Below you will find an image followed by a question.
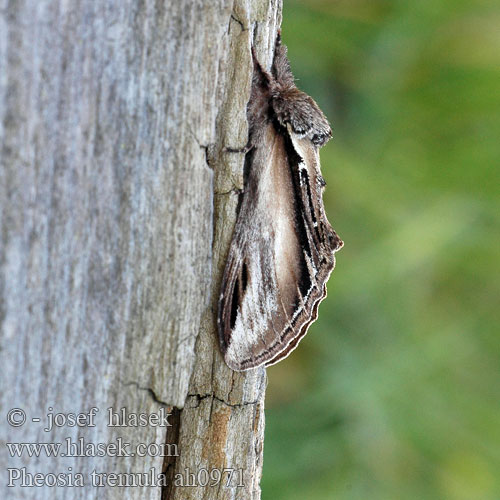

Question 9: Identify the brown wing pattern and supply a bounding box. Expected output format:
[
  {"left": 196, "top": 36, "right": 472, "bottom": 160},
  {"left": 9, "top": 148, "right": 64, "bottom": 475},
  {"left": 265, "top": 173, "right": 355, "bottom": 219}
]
[{"left": 218, "top": 35, "right": 343, "bottom": 371}]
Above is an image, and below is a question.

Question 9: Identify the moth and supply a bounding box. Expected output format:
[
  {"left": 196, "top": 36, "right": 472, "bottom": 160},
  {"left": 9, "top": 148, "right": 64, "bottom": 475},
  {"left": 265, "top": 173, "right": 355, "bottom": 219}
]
[{"left": 218, "top": 33, "right": 343, "bottom": 371}]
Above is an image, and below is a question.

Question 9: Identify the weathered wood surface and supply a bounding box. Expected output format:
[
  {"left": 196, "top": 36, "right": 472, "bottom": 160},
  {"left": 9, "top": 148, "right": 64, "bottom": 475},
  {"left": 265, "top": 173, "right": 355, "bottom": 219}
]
[{"left": 0, "top": 0, "right": 282, "bottom": 499}]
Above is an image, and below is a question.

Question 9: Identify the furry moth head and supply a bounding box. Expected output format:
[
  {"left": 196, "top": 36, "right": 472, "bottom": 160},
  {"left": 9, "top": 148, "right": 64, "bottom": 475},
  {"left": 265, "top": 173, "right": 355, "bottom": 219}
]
[{"left": 218, "top": 33, "right": 343, "bottom": 371}]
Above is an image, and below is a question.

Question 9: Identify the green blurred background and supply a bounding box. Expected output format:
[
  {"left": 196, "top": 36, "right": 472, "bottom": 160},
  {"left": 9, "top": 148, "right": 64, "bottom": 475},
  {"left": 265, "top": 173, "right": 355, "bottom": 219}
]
[{"left": 262, "top": 1, "right": 500, "bottom": 499}]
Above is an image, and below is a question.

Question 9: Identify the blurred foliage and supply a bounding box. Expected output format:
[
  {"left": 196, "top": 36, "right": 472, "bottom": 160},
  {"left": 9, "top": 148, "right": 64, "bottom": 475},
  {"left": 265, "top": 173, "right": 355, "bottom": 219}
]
[{"left": 262, "top": 0, "right": 500, "bottom": 499}]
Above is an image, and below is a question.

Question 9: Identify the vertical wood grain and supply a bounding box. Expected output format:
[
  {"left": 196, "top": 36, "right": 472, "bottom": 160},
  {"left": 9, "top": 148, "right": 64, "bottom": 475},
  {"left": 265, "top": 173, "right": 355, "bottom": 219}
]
[{"left": 0, "top": 1, "right": 281, "bottom": 499}]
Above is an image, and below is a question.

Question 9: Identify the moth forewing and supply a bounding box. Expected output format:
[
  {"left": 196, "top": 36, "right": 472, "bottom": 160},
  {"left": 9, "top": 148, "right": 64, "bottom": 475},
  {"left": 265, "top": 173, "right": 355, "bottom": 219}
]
[
  {"left": 286, "top": 128, "right": 343, "bottom": 253},
  {"left": 219, "top": 124, "right": 304, "bottom": 371},
  {"left": 218, "top": 34, "right": 343, "bottom": 371}
]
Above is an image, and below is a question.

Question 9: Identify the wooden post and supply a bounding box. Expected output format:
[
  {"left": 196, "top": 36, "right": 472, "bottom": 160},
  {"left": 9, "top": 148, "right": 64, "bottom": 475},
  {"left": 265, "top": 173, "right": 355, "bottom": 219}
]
[{"left": 0, "top": 1, "right": 282, "bottom": 499}]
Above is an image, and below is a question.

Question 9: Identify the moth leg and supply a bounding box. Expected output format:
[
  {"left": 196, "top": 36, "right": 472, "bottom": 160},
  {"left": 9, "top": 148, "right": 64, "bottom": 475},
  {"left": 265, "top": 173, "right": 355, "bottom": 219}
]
[{"left": 224, "top": 142, "right": 255, "bottom": 154}]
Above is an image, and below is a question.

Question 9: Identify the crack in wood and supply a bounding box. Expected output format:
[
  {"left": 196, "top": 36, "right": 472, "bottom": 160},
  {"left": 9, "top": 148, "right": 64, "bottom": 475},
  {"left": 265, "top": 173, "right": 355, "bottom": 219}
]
[
  {"left": 160, "top": 407, "right": 182, "bottom": 500},
  {"left": 187, "top": 392, "right": 259, "bottom": 408},
  {"left": 123, "top": 380, "right": 171, "bottom": 408}
]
